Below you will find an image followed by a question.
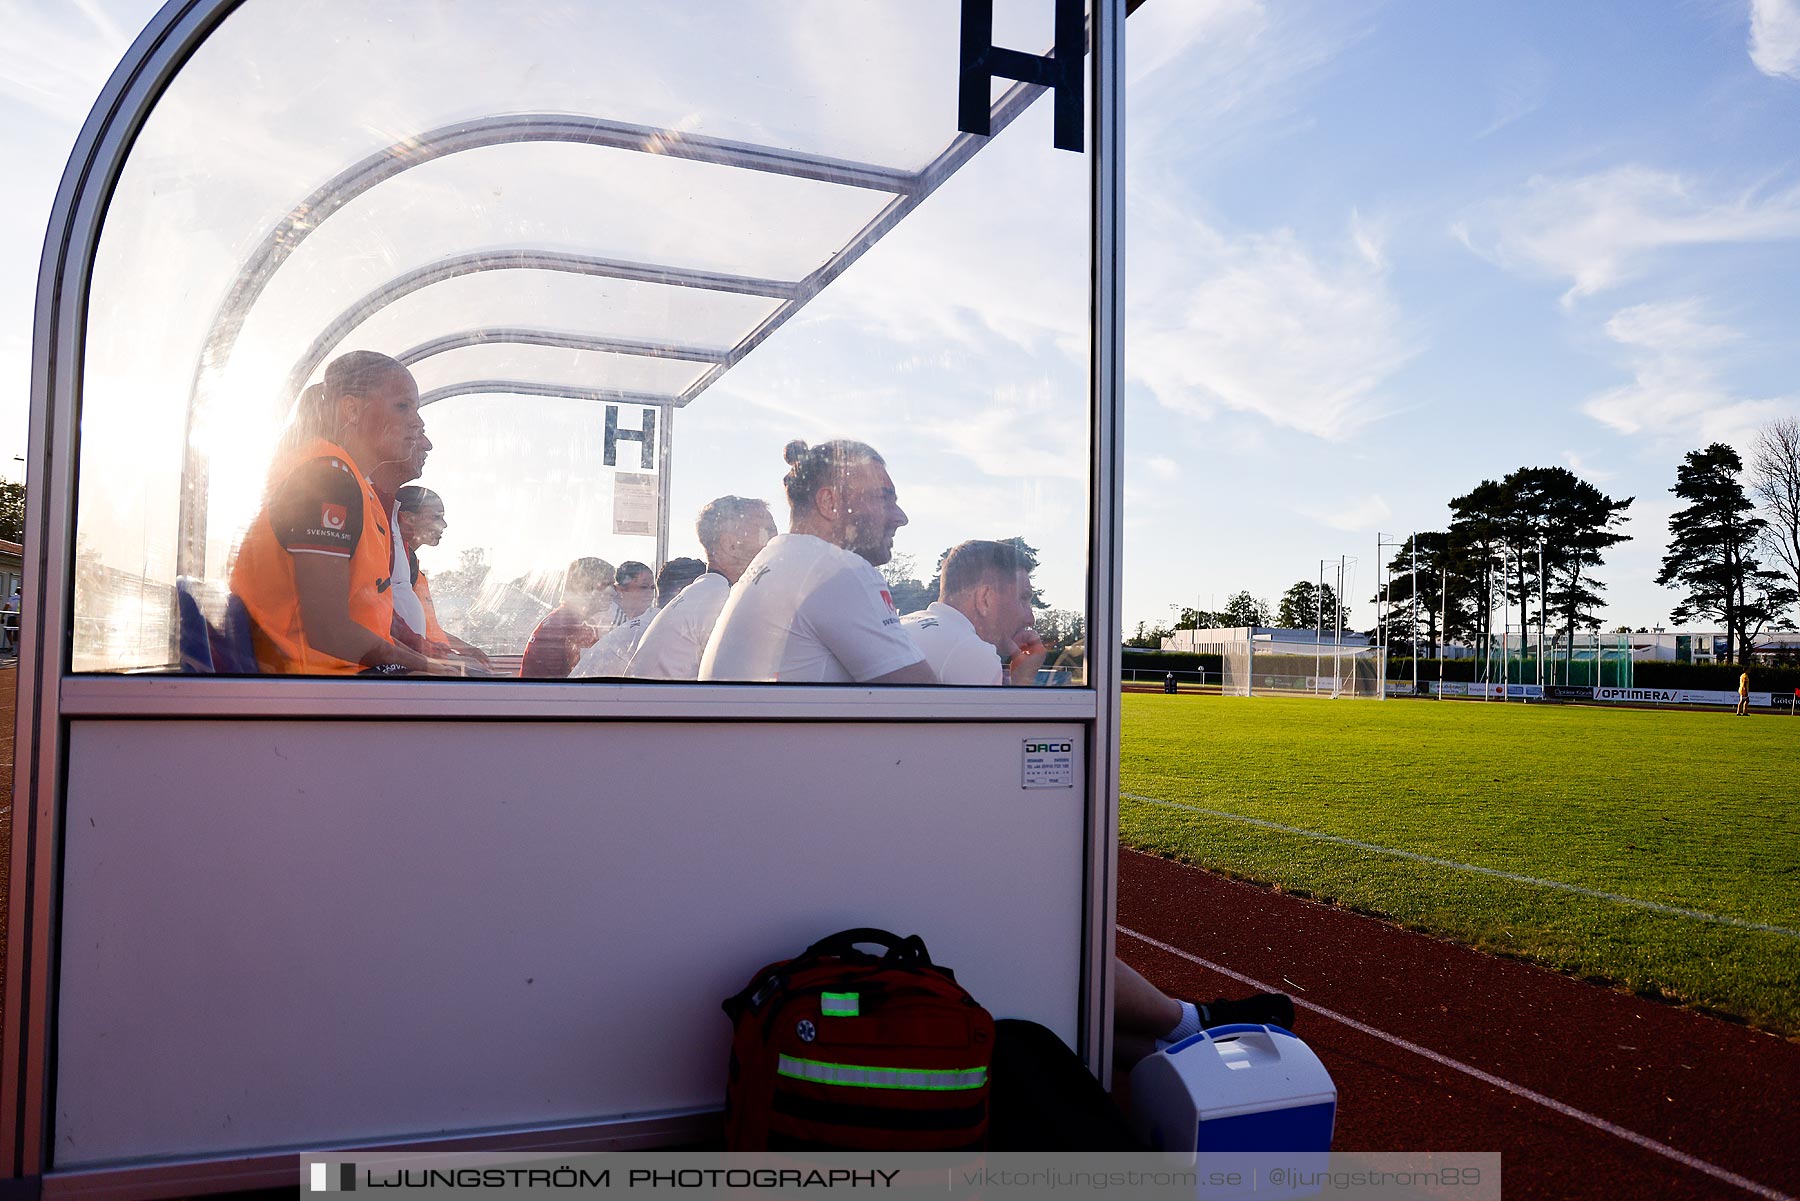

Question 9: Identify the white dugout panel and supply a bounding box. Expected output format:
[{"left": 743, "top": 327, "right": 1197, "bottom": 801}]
[{"left": 56, "top": 720, "right": 1086, "bottom": 1166}]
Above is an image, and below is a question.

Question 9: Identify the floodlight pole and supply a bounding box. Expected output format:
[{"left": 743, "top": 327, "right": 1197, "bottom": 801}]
[
  {"left": 1335, "top": 556, "right": 1345, "bottom": 697},
  {"left": 1315, "top": 559, "right": 1324, "bottom": 696},
  {"left": 1376, "top": 532, "right": 1385, "bottom": 701},
  {"left": 1440, "top": 568, "right": 1449, "bottom": 700},
  {"left": 1483, "top": 563, "right": 1493, "bottom": 700},
  {"left": 1412, "top": 533, "right": 1420, "bottom": 699},
  {"left": 1533, "top": 540, "right": 1548, "bottom": 691},
  {"left": 1501, "top": 546, "right": 1509, "bottom": 702},
  {"left": 1506, "top": 545, "right": 1515, "bottom": 702}
]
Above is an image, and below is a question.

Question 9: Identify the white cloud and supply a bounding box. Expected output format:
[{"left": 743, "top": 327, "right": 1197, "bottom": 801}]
[
  {"left": 1117, "top": 2, "right": 1409, "bottom": 440},
  {"left": 1476, "top": 49, "right": 1552, "bottom": 139},
  {"left": 1559, "top": 450, "right": 1617, "bottom": 484},
  {"left": 0, "top": 0, "right": 135, "bottom": 123},
  {"left": 1127, "top": 0, "right": 1375, "bottom": 175},
  {"left": 1297, "top": 491, "right": 1390, "bottom": 533},
  {"left": 1750, "top": 0, "right": 1800, "bottom": 78},
  {"left": 1582, "top": 299, "right": 1790, "bottom": 446},
  {"left": 1455, "top": 166, "right": 1800, "bottom": 303},
  {"left": 1145, "top": 455, "right": 1180, "bottom": 481},
  {"left": 1128, "top": 210, "right": 1415, "bottom": 440}
]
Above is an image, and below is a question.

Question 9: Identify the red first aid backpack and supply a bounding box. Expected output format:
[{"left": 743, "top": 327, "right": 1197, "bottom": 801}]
[{"left": 721, "top": 928, "right": 994, "bottom": 1152}]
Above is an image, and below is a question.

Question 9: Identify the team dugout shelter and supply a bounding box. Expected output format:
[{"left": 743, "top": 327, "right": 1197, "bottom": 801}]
[{"left": 6, "top": 1, "right": 1130, "bottom": 1194}]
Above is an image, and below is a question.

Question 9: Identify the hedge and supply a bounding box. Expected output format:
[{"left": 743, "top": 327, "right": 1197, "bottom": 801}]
[{"left": 1118, "top": 647, "right": 1800, "bottom": 693}]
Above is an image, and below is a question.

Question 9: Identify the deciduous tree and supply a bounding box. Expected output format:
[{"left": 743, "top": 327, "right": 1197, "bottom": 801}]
[
  {"left": 1276, "top": 580, "right": 1347, "bottom": 632},
  {"left": 1219, "top": 590, "right": 1270, "bottom": 627},
  {"left": 1657, "top": 444, "right": 1794, "bottom": 662},
  {"left": 0, "top": 479, "right": 23, "bottom": 544},
  {"left": 1750, "top": 417, "right": 1800, "bottom": 611},
  {"left": 878, "top": 553, "right": 935, "bottom": 615}
]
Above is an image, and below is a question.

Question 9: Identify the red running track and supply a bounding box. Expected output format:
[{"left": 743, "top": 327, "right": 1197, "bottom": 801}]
[{"left": 1116, "top": 849, "right": 1800, "bottom": 1201}]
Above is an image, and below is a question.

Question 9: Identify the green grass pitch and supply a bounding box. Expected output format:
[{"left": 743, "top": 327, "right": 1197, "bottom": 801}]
[{"left": 1119, "top": 693, "right": 1800, "bottom": 1036}]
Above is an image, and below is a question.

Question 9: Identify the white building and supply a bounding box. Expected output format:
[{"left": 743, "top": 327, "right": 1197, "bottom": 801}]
[
  {"left": 1622, "top": 628, "right": 1800, "bottom": 664},
  {"left": 1161, "top": 625, "right": 1370, "bottom": 653}
]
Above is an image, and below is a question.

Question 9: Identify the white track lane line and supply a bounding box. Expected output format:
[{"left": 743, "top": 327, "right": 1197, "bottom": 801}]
[
  {"left": 1122, "top": 793, "right": 1800, "bottom": 939},
  {"left": 1119, "top": 926, "right": 1796, "bottom": 1201}
]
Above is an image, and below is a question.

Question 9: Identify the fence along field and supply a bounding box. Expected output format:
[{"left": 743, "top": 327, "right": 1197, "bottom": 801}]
[{"left": 1119, "top": 692, "right": 1800, "bottom": 1036}]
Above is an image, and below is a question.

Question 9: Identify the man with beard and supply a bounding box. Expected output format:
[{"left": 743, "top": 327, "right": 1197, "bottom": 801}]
[{"left": 700, "top": 440, "right": 932, "bottom": 684}]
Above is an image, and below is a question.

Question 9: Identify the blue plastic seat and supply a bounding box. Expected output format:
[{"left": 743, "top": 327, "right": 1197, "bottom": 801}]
[
  {"left": 211, "top": 592, "right": 259, "bottom": 674},
  {"left": 174, "top": 577, "right": 214, "bottom": 674},
  {"left": 175, "top": 578, "right": 259, "bottom": 674}
]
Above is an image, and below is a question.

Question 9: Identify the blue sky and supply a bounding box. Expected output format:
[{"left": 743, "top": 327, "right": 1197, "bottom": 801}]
[{"left": 4, "top": 0, "right": 1798, "bottom": 639}]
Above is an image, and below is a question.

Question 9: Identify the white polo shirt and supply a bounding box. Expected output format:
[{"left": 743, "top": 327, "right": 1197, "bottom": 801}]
[
  {"left": 901, "top": 601, "right": 1003, "bottom": 685},
  {"left": 628, "top": 572, "right": 729, "bottom": 680},
  {"left": 388, "top": 501, "right": 427, "bottom": 639},
  {"left": 699, "top": 533, "right": 923, "bottom": 683},
  {"left": 571, "top": 606, "right": 657, "bottom": 678}
]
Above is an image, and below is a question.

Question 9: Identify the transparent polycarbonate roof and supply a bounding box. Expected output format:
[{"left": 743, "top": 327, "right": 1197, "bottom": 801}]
[{"left": 74, "top": 0, "right": 1097, "bottom": 671}]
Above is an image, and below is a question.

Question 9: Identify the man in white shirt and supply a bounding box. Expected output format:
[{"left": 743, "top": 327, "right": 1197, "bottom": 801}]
[
  {"left": 700, "top": 439, "right": 934, "bottom": 684},
  {"left": 902, "top": 539, "right": 1048, "bottom": 686},
  {"left": 573, "top": 557, "right": 705, "bottom": 677},
  {"left": 628, "top": 496, "right": 777, "bottom": 680}
]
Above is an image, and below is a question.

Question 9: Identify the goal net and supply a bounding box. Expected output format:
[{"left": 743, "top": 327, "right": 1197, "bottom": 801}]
[{"left": 1193, "top": 635, "right": 1378, "bottom": 697}]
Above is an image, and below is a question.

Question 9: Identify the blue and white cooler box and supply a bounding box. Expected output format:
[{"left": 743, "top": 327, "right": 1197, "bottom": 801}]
[{"left": 1131, "top": 1024, "right": 1335, "bottom": 1188}]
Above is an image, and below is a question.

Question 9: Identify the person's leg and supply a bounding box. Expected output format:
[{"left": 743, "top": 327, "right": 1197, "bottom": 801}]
[
  {"left": 1115, "top": 959, "right": 1182, "bottom": 1039},
  {"left": 1112, "top": 959, "right": 1296, "bottom": 1069},
  {"left": 1115, "top": 960, "right": 1180, "bottom": 1068}
]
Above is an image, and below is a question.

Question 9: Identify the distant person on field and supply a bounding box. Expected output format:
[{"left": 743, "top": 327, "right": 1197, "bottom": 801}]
[
  {"left": 1738, "top": 668, "right": 1750, "bottom": 716},
  {"left": 394, "top": 486, "right": 491, "bottom": 670},
  {"left": 519, "top": 557, "right": 615, "bottom": 678},
  {"left": 901, "top": 539, "right": 1047, "bottom": 685},
  {"left": 629, "top": 496, "right": 777, "bottom": 680},
  {"left": 230, "top": 352, "right": 448, "bottom": 675},
  {"left": 2, "top": 585, "right": 18, "bottom": 654},
  {"left": 573, "top": 557, "right": 706, "bottom": 678},
  {"left": 699, "top": 439, "right": 933, "bottom": 683}
]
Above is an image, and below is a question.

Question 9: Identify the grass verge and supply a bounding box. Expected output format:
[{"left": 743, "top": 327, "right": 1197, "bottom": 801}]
[{"left": 1120, "top": 693, "right": 1800, "bottom": 1035}]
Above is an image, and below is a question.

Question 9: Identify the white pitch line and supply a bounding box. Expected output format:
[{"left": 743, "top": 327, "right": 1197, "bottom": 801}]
[
  {"left": 1122, "top": 793, "right": 1800, "bottom": 939},
  {"left": 1118, "top": 926, "right": 1796, "bottom": 1201}
]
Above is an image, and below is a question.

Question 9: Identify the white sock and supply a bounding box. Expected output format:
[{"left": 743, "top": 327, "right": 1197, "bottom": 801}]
[{"left": 1155, "top": 1000, "right": 1202, "bottom": 1049}]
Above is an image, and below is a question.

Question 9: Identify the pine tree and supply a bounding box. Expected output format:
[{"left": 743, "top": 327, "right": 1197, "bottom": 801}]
[
  {"left": 1451, "top": 468, "right": 1631, "bottom": 655},
  {"left": 1657, "top": 444, "right": 1792, "bottom": 663}
]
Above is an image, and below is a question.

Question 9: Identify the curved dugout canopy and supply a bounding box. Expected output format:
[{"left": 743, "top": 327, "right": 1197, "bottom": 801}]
[{"left": 59, "top": 0, "right": 1108, "bottom": 672}]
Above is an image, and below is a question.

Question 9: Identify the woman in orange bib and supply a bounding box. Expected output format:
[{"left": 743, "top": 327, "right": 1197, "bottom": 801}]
[{"left": 231, "top": 352, "right": 443, "bottom": 675}]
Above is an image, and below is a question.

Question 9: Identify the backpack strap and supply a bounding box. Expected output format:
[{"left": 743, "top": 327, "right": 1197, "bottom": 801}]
[
  {"left": 802, "top": 928, "right": 931, "bottom": 967},
  {"left": 722, "top": 930, "right": 937, "bottom": 1022}
]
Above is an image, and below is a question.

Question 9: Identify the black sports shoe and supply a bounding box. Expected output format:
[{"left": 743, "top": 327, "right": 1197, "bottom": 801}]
[{"left": 1198, "top": 992, "right": 1295, "bottom": 1031}]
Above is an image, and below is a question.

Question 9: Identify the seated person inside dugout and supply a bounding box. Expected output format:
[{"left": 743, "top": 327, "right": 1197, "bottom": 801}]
[
  {"left": 699, "top": 439, "right": 934, "bottom": 684},
  {"left": 572, "top": 556, "right": 706, "bottom": 678},
  {"left": 519, "top": 556, "right": 616, "bottom": 679},
  {"left": 901, "top": 539, "right": 1049, "bottom": 686},
  {"left": 609, "top": 560, "right": 656, "bottom": 629},
  {"left": 394, "top": 485, "right": 491, "bottom": 671},
  {"left": 628, "top": 495, "right": 778, "bottom": 681},
  {"left": 230, "top": 351, "right": 463, "bottom": 676}
]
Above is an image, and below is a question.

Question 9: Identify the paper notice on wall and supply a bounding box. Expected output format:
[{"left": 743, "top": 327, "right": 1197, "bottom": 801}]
[{"left": 613, "top": 473, "right": 658, "bottom": 537}]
